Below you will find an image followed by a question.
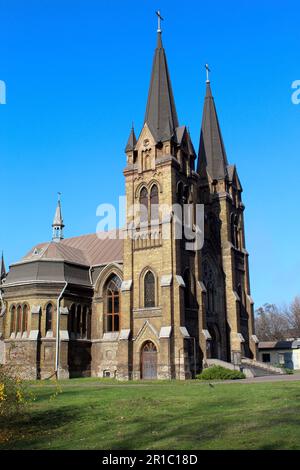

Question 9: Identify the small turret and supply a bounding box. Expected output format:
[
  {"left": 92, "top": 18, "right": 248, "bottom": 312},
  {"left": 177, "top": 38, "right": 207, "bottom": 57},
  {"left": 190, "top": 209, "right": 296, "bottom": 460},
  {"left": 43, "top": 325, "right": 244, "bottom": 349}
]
[
  {"left": 52, "top": 193, "right": 65, "bottom": 242},
  {"left": 0, "top": 251, "right": 6, "bottom": 282}
]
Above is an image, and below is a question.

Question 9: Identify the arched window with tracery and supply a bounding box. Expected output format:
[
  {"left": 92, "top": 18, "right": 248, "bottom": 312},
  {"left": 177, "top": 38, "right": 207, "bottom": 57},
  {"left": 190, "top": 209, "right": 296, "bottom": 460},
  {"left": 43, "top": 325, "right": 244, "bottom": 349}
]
[
  {"left": 16, "top": 305, "right": 22, "bottom": 333},
  {"left": 139, "top": 187, "right": 148, "bottom": 225},
  {"left": 10, "top": 305, "right": 16, "bottom": 334},
  {"left": 150, "top": 185, "right": 159, "bottom": 223},
  {"left": 82, "top": 306, "right": 88, "bottom": 338},
  {"left": 105, "top": 275, "right": 121, "bottom": 332},
  {"left": 46, "top": 303, "right": 53, "bottom": 333},
  {"left": 177, "top": 182, "right": 184, "bottom": 205},
  {"left": 76, "top": 305, "right": 82, "bottom": 335},
  {"left": 144, "top": 271, "right": 155, "bottom": 308},
  {"left": 231, "top": 214, "right": 240, "bottom": 249},
  {"left": 69, "top": 304, "right": 76, "bottom": 335},
  {"left": 183, "top": 270, "right": 191, "bottom": 308},
  {"left": 22, "top": 304, "right": 29, "bottom": 334}
]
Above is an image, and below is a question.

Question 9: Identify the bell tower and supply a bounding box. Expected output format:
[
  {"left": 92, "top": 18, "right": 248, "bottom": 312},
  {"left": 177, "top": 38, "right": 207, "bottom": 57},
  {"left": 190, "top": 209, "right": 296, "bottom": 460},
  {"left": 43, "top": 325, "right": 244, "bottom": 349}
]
[
  {"left": 120, "top": 16, "right": 200, "bottom": 380},
  {"left": 197, "top": 75, "right": 257, "bottom": 363}
]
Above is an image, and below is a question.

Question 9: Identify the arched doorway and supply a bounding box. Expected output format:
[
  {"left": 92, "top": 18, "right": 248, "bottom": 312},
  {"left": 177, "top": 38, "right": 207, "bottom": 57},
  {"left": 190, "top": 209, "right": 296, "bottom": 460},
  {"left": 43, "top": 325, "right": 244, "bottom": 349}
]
[
  {"left": 208, "top": 325, "right": 222, "bottom": 359},
  {"left": 141, "top": 341, "right": 157, "bottom": 379}
]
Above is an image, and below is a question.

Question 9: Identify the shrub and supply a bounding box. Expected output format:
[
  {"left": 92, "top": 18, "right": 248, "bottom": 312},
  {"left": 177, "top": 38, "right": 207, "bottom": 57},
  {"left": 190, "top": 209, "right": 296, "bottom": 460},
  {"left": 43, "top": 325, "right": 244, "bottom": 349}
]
[
  {"left": 196, "top": 365, "right": 246, "bottom": 381},
  {"left": 0, "top": 365, "right": 33, "bottom": 419},
  {"left": 284, "top": 368, "right": 294, "bottom": 375}
]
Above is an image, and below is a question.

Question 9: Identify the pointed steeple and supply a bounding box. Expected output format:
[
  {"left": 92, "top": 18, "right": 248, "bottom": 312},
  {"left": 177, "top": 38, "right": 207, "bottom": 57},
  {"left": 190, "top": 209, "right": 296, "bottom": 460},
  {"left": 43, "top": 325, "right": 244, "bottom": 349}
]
[
  {"left": 52, "top": 193, "right": 65, "bottom": 242},
  {"left": 1, "top": 252, "right": 6, "bottom": 282},
  {"left": 197, "top": 78, "right": 228, "bottom": 180},
  {"left": 125, "top": 125, "right": 137, "bottom": 152},
  {"left": 144, "top": 20, "right": 179, "bottom": 143}
]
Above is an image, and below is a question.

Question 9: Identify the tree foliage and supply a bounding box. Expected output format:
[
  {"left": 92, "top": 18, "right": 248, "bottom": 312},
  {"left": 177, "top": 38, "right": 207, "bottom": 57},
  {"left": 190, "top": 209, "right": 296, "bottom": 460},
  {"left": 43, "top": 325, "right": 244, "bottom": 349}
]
[{"left": 255, "top": 296, "right": 300, "bottom": 341}]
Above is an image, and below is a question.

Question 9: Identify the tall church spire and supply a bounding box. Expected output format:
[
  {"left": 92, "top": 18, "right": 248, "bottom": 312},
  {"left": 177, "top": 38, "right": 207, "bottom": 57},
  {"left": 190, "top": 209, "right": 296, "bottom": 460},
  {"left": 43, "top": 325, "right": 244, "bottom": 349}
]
[
  {"left": 1, "top": 252, "right": 6, "bottom": 282},
  {"left": 52, "top": 193, "right": 64, "bottom": 242},
  {"left": 197, "top": 75, "right": 228, "bottom": 180},
  {"left": 144, "top": 13, "right": 179, "bottom": 142}
]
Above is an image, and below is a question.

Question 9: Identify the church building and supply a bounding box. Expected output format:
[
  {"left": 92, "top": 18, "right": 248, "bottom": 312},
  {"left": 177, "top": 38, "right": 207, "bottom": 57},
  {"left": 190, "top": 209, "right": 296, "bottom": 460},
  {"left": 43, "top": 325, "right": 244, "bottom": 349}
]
[{"left": 0, "top": 21, "right": 258, "bottom": 380}]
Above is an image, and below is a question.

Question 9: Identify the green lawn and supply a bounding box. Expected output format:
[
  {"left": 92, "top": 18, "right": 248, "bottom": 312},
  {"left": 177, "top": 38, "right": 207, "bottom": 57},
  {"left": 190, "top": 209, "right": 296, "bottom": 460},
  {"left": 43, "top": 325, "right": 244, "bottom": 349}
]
[{"left": 1, "top": 379, "right": 300, "bottom": 450}]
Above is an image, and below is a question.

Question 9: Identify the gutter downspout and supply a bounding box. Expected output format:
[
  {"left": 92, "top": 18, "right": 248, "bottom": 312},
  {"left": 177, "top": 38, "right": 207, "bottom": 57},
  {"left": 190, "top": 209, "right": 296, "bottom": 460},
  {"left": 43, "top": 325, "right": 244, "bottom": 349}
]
[
  {"left": 0, "top": 287, "right": 4, "bottom": 316},
  {"left": 55, "top": 282, "right": 68, "bottom": 380}
]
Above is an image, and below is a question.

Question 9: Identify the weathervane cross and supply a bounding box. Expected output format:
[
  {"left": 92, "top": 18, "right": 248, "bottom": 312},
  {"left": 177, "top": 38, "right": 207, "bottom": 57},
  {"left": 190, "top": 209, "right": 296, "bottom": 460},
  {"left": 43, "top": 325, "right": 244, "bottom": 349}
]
[
  {"left": 58, "top": 192, "right": 62, "bottom": 202},
  {"left": 205, "top": 64, "right": 211, "bottom": 83},
  {"left": 156, "top": 10, "right": 164, "bottom": 33}
]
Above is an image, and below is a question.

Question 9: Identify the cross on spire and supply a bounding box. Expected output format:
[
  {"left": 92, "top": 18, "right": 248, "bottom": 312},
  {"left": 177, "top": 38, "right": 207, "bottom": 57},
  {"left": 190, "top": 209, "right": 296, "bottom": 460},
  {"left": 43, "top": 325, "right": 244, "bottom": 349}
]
[
  {"left": 205, "top": 64, "right": 211, "bottom": 83},
  {"left": 156, "top": 10, "right": 164, "bottom": 33}
]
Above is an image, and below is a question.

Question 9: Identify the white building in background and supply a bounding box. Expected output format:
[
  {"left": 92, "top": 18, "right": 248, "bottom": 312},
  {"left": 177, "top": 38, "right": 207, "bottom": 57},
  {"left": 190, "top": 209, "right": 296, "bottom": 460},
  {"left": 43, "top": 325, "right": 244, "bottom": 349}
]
[{"left": 258, "top": 340, "right": 300, "bottom": 370}]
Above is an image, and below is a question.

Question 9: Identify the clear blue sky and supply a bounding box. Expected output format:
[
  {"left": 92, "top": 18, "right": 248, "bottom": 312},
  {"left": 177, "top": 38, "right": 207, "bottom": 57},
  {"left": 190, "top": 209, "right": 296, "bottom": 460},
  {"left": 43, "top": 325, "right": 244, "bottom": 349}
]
[{"left": 0, "top": 0, "right": 299, "bottom": 308}]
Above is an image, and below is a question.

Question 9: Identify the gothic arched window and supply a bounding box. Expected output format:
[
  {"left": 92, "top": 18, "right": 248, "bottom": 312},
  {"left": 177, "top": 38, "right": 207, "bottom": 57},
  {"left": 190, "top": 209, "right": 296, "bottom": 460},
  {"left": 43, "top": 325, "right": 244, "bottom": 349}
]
[
  {"left": 106, "top": 275, "right": 121, "bottom": 332},
  {"left": 144, "top": 271, "right": 155, "bottom": 308},
  {"left": 231, "top": 213, "right": 240, "bottom": 249},
  {"left": 177, "top": 182, "right": 184, "bottom": 205},
  {"left": 183, "top": 270, "right": 191, "bottom": 308},
  {"left": 22, "top": 304, "right": 29, "bottom": 334},
  {"left": 82, "top": 306, "right": 88, "bottom": 338},
  {"left": 69, "top": 304, "right": 76, "bottom": 334},
  {"left": 150, "top": 185, "right": 159, "bottom": 223},
  {"left": 10, "top": 305, "right": 16, "bottom": 334},
  {"left": 76, "top": 305, "right": 82, "bottom": 335},
  {"left": 140, "top": 187, "right": 148, "bottom": 225},
  {"left": 46, "top": 303, "right": 53, "bottom": 332},
  {"left": 16, "top": 305, "right": 22, "bottom": 333}
]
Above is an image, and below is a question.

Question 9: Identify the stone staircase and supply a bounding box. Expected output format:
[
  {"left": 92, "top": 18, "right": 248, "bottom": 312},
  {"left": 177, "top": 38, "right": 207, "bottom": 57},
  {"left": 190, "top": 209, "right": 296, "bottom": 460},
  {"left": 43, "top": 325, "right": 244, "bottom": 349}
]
[
  {"left": 241, "top": 358, "right": 284, "bottom": 377},
  {"left": 205, "top": 357, "right": 284, "bottom": 378}
]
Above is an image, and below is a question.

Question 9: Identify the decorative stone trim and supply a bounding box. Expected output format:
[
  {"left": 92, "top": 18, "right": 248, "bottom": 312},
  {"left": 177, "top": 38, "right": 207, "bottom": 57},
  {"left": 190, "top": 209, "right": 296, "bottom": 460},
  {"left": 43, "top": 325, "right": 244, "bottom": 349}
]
[
  {"left": 134, "top": 320, "right": 159, "bottom": 342},
  {"left": 202, "top": 329, "right": 212, "bottom": 340},
  {"left": 31, "top": 305, "right": 41, "bottom": 314},
  {"left": 121, "top": 280, "right": 132, "bottom": 292},
  {"left": 46, "top": 330, "right": 53, "bottom": 338},
  {"left": 160, "top": 275, "right": 172, "bottom": 287},
  {"left": 179, "top": 326, "right": 190, "bottom": 338},
  {"left": 251, "top": 334, "right": 259, "bottom": 344},
  {"left": 29, "top": 330, "right": 39, "bottom": 340},
  {"left": 159, "top": 326, "right": 172, "bottom": 338},
  {"left": 236, "top": 333, "right": 245, "bottom": 343},
  {"left": 102, "top": 332, "right": 119, "bottom": 342},
  {"left": 133, "top": 307, "right": 162, "bottom": 318},
  {"left": 197, "top": 281, "right": 207, "bottom": 292},
  {"left": 232, "top": 290, "right": 240, "bottom": 301},
  {"left": 176, "top": 275, "right": 185, "bottom": 288},
  {"left": 60, "top": 330, "right": 69, "bottom": 341},
  {"left": 60, "top": 307, "right": 69, "bottom": 315},
  {"left": 119, "top": 329, "right": 131, "bottom": 340},
  {"left": 247, "top": 295, "right": 254, "bottom": 305}
]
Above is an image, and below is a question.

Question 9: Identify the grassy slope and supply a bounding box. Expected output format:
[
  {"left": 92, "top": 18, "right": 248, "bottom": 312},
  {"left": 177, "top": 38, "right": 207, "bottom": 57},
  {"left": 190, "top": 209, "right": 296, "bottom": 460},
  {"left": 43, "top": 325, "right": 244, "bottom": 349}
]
[{"left": 1, "top": 379, "right": 300, "bottom": 450}]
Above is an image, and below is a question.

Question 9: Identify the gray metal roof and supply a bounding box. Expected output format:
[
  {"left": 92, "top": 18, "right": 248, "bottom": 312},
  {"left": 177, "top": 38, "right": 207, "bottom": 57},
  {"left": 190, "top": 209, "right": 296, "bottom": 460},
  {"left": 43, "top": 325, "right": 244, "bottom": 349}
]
[
  {"left": 4, "top": 231, "right": 124, "bottom": 287},
  {"left": 258, "top": 340, "right": 300, "bottom": 350},
  {"left": 144, "top": 32, "right": 179, "bottom": 142},
  {"left": 197, "top": 82, "right": 228, "bottom": 180},
  {"left": 19, "top": 231, "right": 123, "bottom": 267}
]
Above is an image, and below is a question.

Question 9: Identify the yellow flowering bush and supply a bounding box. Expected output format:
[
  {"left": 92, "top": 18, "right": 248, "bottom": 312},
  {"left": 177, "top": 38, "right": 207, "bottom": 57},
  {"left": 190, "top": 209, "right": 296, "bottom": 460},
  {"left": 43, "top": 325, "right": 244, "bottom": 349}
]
[{"left": 0, "top": 365, "right": 32, "bottom": 418}]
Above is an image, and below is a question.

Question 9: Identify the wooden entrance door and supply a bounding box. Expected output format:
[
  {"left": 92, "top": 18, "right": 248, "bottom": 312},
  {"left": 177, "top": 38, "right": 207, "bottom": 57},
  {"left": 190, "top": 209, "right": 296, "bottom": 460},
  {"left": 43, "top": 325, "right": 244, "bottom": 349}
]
[{"left": 141, "top": 342, "right": 157, "bottom": 379}]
